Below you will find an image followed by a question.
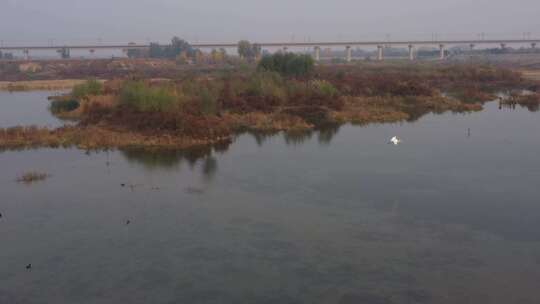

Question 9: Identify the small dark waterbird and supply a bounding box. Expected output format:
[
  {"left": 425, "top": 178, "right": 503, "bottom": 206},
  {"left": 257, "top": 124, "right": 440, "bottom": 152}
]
[
  {"left": 126, "top": 220, "right": 131, "bottom": 225},
  {"left": 26, "top": 264, "right": 32, "bottom": 270}
]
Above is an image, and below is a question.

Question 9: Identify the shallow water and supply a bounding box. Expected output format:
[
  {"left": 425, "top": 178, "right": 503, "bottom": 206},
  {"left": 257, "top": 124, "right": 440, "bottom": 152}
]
[
  {"left": 0, "top": 91, "right": 66, "bottom": 128},
  {"left": 1, "top": 93, "right": 540, "bottom": 304}
]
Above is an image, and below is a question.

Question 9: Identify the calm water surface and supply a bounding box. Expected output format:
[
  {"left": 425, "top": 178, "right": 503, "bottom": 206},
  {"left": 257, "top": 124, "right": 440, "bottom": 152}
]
[
  {"left": 1, "top": 92, "right": 540, "bottom": 304},
  {"left": 0, "top": 91, "right": 66, "bottom": 128}
]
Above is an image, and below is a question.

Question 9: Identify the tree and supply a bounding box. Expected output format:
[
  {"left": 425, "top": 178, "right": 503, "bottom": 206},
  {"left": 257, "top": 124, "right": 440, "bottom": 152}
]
[
  {"left": 176, "top": 52, "right": 189, "bottom": 64},
  {"left": 169, "top": 36, "right": 196, "bottom": 58},
  {"left": 209, "top": 48, "right": 227, "bottom": 64},
  {"left": 148, "top": 37, "right": 197, "bottom": 59},
  {"left": 149, "top": 43, "right": 164, "bottom": 58},
  {"left": 252, "top": 43, "right": 262, "bottom": 59},
  {"left": 237, "top": 40, "right": 251, "bottom": 59},
  {"left": 127, "top": 48, "right": 144, "bottom": 58},
  {"left": 237, "top": 40, "right": 261, "bottom": 61}
]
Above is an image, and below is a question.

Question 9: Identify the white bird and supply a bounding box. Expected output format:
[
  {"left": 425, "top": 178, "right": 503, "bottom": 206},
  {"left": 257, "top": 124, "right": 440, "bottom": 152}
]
[{"left": 389, "top": 136, "right": 402, "bottom": 145}]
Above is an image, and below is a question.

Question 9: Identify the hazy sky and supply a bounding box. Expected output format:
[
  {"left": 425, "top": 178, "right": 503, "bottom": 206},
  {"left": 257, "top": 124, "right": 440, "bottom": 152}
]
[{"left": 2, "top": 0, "right": 539, "bottom": 45}]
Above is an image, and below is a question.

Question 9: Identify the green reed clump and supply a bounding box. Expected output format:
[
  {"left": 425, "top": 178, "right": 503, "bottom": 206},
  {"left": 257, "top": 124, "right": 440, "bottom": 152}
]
[
  {"left": 309, "top": 80, "right": 340, "bottom": 99},
  {"left": 178, "top": 79, "right": 222, "bottom": 115},
  {"left": 119, "top": 81, "right": 177, "bottom": 112},
  {"left": 72, "top": 79, "right": 102, "bottom": 100},
  {"left": 258, "top": 53, "right": 314, "bottom": 77},
  {"left": 246, "top": 71, "right": 287, "bottom": 102},
  {"left": 199, "top": 87, "right": 219, "bottom": 115}
]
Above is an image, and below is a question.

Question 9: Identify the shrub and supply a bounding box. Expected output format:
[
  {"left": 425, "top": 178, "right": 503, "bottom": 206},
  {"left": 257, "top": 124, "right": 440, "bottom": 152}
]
[
  {"left": 72, "top": 79, "right": 103, "bottom": 100},
  {"left": 119, "top": 81, "right": 177, "bottom": 112},
  {"left": 258, "top": 53, "right": 314, "bottom": 77},
  {"left": 50, "top": 99, "right": 80, "bottom": 114},
  {"left": 246, "top": 72, "right": 286, "bottom": 101},
  {"left": 310, "top": 80, "right": 340, "bottom": 99},
  {"left": 177, "top": 80, "right": 222, "bottom": 115},
  {"left": 199, "top": 87, "right": 219, "bottom": 115}
]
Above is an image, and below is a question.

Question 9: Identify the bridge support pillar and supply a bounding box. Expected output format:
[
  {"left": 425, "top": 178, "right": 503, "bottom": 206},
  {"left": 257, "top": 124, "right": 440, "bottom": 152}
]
[
  {"left": 470, "top": 44, "right": 475, "bottom": 50},
  {"left": 439, "top": 44, "right": 445, "bottom": 60},
  {"left": 377, "top": 45, "right": 384, "bottom": 61},
  {"left": 532, "top": 43, "right": 537, "bottom": 49},
  {"left": 60, "top": 48, "right": 71, "bottom": 59},
  {"left": 314, "top": 46, "right": 320, "bottom": 61},
  {"left": 346, "top": 46, "right": 352, "bottom": 62},
  {"left": 500, "top": 43, "right": 506, "bottom": 49},
  {"left": 283, "top": 46, "right": 288, "bottom": 53},
  {"left": 408, "top": 45, "right": 415, "bottom": 61}
]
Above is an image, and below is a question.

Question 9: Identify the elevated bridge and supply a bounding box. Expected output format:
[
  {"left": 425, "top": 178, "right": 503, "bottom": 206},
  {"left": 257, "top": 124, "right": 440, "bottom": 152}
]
[{"left": 1, "top": 39, "right": 538, "bottom": 62}]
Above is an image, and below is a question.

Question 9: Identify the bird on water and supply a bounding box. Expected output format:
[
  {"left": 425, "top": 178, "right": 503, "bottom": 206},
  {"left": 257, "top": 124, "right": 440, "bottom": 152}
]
[
  {"left": 390, "top": 136, "right": 402, "bottom": 145},
  {"left": 26, "top": 264, "right": 32, "bottom": 270}
]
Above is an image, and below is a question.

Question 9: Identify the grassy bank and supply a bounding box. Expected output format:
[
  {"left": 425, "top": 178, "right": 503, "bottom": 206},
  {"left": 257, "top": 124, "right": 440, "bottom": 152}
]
[{"left": 1, "top": 63, "right": 538, "bottom": 150}]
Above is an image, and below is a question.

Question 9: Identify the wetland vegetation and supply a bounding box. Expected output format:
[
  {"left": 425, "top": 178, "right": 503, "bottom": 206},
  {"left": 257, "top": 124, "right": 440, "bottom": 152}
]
[{"left": 0, "top": 60, "right": 539, "bottom": 151}]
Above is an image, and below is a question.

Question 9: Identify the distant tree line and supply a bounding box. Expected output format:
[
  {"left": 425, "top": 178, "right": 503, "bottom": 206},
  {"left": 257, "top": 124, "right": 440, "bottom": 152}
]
[
  {"left": 128, "top": 37, "right": 198, "bottom": 60},
  {"left": 237, "top": 40, "right": 261, "bottom": 61}
]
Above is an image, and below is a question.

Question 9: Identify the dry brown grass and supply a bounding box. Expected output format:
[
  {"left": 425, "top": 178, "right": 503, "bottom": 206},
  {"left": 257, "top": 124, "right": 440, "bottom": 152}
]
[
  {"left": 332, "top": 95, "right": 482, "bottom": 125},
  {"left": 0, "top": 126, "right": 232, "bottom": 150},
  {"left": 520, "top": 70, "right": 540, "bottom": 81},
  {"left": 223, "top": 112, "right": 313, "bottom": 132},
  {"left": 0, "top": 80, "right": 96, "bottom": 91}
]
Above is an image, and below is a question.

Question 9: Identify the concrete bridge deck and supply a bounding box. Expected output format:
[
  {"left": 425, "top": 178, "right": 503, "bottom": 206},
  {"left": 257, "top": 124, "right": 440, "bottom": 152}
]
[
  {"left": 1, "top": 39, "right": 539, "bottom": 51},
  {"left": 1, "top": 39, "right": 538, "bottom": 62}
]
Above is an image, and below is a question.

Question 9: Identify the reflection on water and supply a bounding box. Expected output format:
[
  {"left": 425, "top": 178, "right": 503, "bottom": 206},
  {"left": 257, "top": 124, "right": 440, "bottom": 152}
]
[
  {"left": 2, "top": 94, "right": 540, "bottom": 303},
  {"left": 119, "top": 126, "right": 342, "bottom": 173},
  {"left": 121, "top": 147, "right": 221, "bottom": 182},
  {"left": 499, "top": 100, "right": 540, "bottom": 112},
  {"left": 246, "top": 124, "right": 342, "bottom": 149},
  {"left": 317, "top": 123, "right": 342, "bottom": 145}
]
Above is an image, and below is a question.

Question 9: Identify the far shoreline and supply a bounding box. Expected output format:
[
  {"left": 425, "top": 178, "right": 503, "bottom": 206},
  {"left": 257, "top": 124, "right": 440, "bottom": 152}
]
[{"left": 0, "top": 79, "right": 103, "bottom": 92}]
